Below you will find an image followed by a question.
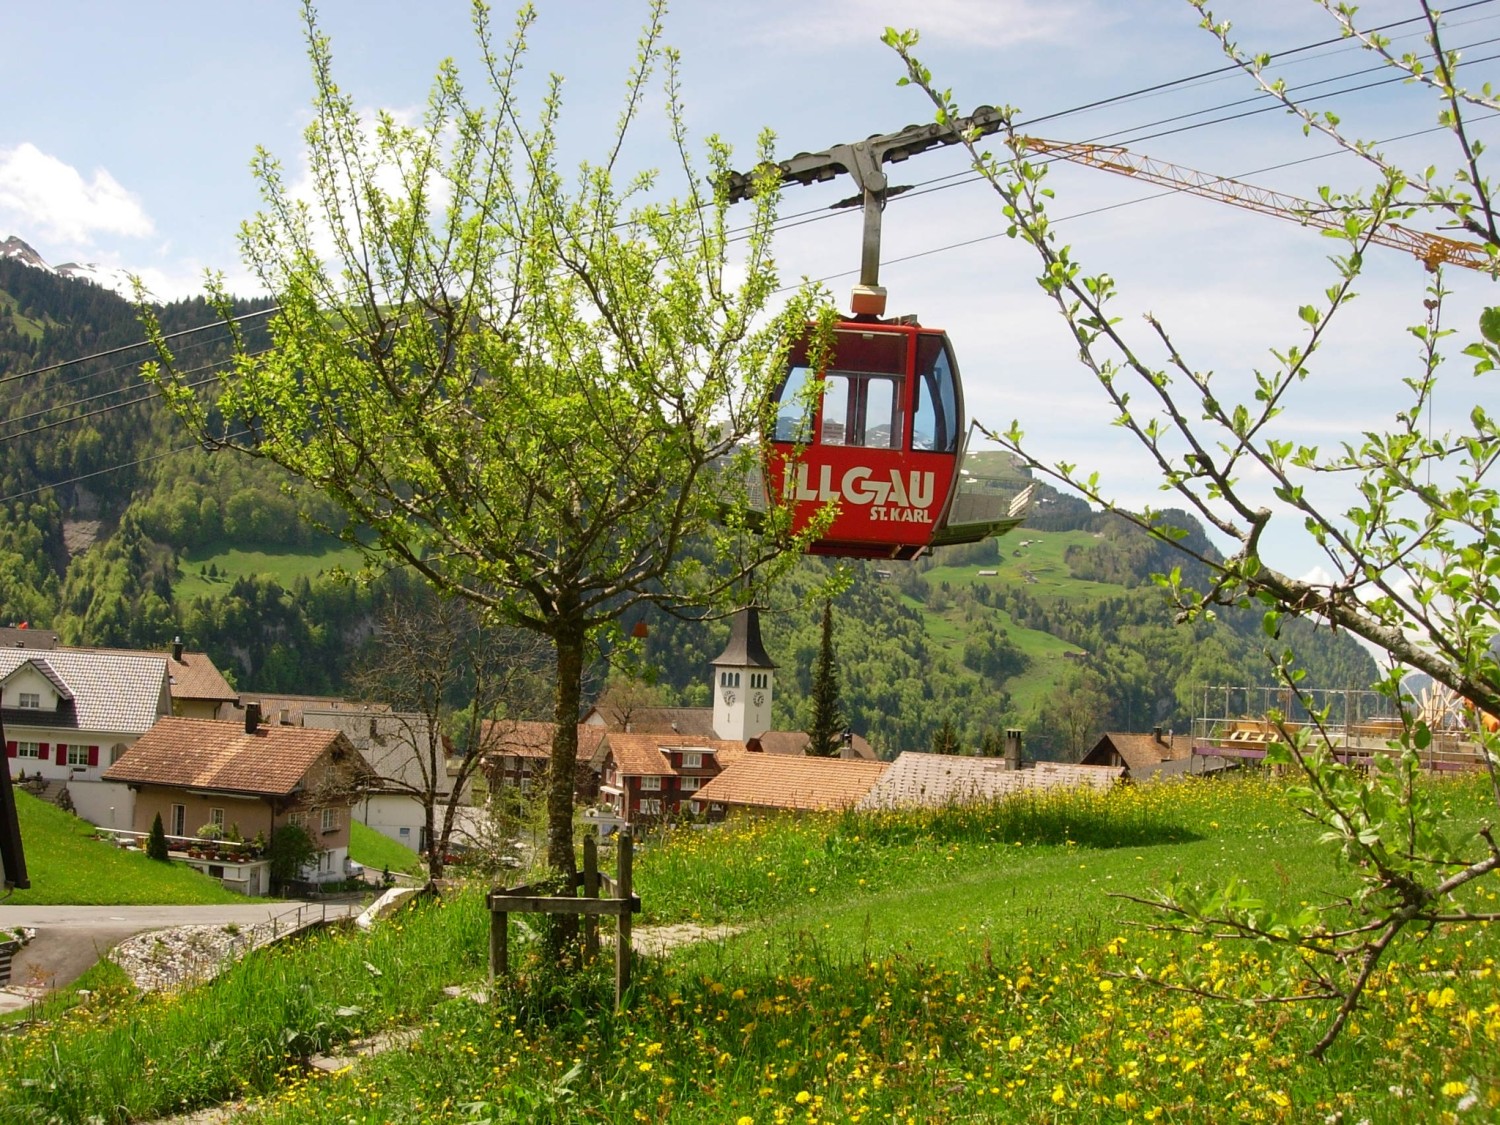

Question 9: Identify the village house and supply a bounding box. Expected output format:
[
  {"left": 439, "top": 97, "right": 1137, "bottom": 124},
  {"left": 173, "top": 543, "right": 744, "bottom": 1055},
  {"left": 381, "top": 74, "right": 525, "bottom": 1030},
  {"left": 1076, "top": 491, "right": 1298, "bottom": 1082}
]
[
  {"left": 103, "top": 710, "right": 372, "bottom": 894},
  {"left": 1, "top": 648, "right": 173, "bottom": 829},
  {"left": 0, "top": 630, "right": 237, "bottom": 721},
  {"left": 594, "top": 732, "right": 750, "bottom": 824},
  {"left": 482, "top": 720, "right": 605, "bottom": 800},
  {"left": 1079, "top": 727, "right": 1233, "bottom": 781}
]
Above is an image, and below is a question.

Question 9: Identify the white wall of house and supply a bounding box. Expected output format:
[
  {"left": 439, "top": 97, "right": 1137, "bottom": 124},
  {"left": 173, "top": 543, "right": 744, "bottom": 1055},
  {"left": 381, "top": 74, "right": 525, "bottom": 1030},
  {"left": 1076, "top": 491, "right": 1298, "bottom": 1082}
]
[
  {"left": 64, "top": 780, "right": 135, "bottom": 829},
  {"left": 355, "top": 792, "right": 428, "bottom": 852},
  {"left": 5, "top": 725, "right": 143, "bottom": 785}
]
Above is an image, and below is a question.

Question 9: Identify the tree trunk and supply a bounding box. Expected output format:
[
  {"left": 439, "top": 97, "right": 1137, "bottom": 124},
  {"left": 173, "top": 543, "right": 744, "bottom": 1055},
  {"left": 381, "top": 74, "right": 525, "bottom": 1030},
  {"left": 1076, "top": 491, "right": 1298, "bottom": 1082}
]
[{"left": 548, "top": 616, "right": 585, "bottom": 878}]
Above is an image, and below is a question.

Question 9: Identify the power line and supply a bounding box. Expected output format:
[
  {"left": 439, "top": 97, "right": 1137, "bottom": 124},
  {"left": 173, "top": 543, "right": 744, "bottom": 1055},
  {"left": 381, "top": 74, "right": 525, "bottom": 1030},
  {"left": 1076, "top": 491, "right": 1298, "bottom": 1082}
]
[{"left": 4, "top": 5, "right": 1495, "bottom": 493}]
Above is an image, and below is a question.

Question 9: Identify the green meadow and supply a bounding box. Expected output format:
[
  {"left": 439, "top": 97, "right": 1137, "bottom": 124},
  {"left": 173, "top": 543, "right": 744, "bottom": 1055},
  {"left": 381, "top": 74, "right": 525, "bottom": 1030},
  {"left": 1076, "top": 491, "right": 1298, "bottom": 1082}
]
[{"left": 1, "top": 776, "right": 1496, "bottom": 1123}]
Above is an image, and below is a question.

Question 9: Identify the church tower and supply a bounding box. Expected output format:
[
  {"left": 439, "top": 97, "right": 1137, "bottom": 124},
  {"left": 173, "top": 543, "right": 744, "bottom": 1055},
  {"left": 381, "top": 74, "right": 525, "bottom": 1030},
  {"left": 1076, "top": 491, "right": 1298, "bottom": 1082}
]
[{"left": 711, "top": 606, "right": 776, "bottom": 741}]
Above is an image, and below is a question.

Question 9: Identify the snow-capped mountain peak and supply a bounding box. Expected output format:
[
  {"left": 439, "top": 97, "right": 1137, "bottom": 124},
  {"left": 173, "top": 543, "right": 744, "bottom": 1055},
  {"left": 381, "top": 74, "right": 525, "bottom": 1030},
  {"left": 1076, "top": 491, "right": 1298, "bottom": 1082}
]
[{"left": 1, "top": 235, "right": 136, "bottom": 299}]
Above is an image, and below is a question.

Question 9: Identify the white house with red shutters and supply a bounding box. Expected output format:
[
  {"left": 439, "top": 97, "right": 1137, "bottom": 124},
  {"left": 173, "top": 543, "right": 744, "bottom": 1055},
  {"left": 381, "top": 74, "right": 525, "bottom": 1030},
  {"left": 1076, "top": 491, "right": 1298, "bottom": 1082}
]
[{"left": 1, "top": 649, "right": 173, "bottom": 828}]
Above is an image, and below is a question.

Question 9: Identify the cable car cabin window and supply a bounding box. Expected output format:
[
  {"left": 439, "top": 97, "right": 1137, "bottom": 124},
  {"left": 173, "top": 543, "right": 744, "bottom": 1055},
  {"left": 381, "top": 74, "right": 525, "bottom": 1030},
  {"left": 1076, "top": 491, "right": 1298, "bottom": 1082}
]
[
  {"left": 775, "top": 363, "right": 815, "bottom": 442},
  {"left": 820, "top": 371, "right": 902, "bottom": 449},
  {"left": 913, "top": 334, "right": 960, "bottom": 453}
]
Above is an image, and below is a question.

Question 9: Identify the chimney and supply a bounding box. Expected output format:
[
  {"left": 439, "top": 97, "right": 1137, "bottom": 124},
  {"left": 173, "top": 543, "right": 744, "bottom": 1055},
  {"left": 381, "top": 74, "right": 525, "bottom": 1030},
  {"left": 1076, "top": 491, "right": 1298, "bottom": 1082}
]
[
  {"left": 840, "top": 729, "right": 855, "bottom": 759},
  {"left": 1003, "top": 728, "right": 1023, "bottom": 771},
  {"left": 1153, "top": 725, "right": 1165, "bottom": 745},
  {"left": 171, "top": 636, "right": 184, "bottom": 662},
  {"left": 245, "top": 702, "right": 262, "bottom": 734}
]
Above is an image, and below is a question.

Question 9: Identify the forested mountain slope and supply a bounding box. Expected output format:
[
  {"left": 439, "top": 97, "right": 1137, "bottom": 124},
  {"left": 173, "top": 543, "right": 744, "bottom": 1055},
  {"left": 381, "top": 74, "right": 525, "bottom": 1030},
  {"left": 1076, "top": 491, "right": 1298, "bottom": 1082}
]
[{"left": 0, "top": 255, "right": 1375, "bottom": 754}]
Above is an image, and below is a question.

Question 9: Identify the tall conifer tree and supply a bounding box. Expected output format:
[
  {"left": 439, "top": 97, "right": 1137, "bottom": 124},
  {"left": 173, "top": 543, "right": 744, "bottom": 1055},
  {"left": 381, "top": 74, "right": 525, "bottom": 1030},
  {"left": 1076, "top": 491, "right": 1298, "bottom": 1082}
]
[{"left": 807, "top": 602, "right": 845, "bottom": 757}]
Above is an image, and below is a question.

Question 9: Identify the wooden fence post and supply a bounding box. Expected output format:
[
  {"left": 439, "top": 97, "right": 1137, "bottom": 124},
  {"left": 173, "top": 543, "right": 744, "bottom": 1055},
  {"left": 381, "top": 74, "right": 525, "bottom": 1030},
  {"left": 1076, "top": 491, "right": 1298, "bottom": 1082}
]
[
  {"left": 615, "top": 831, "right": 633, "bottom": 1008},
  {"left": 489, "top": 907, "right": 508, "bottom": 983},
  {"left": 583, "top": 833, "right": 600, "bottom": 964}
]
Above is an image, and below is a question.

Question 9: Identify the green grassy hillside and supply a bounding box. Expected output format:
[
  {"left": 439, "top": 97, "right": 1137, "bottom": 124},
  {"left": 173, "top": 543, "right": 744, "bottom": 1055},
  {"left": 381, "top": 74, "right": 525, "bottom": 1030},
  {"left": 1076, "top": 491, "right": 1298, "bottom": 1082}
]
[
  {"left": 174, "top": 541, "right": 368, "bottom": 603},
  {"left": 5, "top": 792, "right": 246, "bottom": 906}
]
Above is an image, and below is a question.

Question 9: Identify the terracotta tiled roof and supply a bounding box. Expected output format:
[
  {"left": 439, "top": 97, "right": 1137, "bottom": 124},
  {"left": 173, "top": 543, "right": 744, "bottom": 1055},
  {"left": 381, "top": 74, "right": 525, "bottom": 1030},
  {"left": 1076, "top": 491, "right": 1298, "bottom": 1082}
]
[
  {"left": 859, "top": 753, "right": 1122, "bottom": 810},
  {"left": 1081, "top": 732, "right": 1195, "bottom": 775},
  {"left": 693, "top": 754, "right": 889, "bottom": 811},
  {"left": 602, "top": 733, "right": 750, "bottom": 778},
  {"left": 104, "top": 716, "right": 365, "bottom": 797},
  {"left": 0, "top": 649, "right": 170, "bottom": 734},
  {"left": 482, "top": 721, "right": 607, "bottom": 763}
]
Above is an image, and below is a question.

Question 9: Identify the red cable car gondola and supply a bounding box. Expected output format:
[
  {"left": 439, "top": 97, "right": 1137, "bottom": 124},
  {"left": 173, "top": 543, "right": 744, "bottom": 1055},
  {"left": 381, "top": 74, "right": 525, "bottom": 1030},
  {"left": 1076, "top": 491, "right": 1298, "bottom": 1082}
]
[
  {"left": 767, "top": 314, "right": 1031, "bottom": 559},
  {"left": 726, "top": 107, "right": 1034, "bottom": 558}
]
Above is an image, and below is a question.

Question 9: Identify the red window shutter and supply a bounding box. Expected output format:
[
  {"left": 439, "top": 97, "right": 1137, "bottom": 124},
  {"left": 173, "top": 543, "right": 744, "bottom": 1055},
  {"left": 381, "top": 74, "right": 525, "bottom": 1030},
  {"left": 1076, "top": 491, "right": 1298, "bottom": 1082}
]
[
  {"left": 37, "top": 743, "right": 49, "bottom": 761},
  {"left": 4, "top": 742, "right": 14, "bottom": 758},
  {"left": 87, "top": 746, "right": 99, "bottom": 767}
]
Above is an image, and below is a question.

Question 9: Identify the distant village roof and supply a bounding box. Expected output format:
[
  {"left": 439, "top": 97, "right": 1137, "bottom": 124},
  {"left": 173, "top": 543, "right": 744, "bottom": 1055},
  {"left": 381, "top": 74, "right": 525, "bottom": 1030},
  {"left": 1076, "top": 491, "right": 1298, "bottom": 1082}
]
[
  {"left": 104, "top": 716, "right": 365, "bottom": 798},
  {"left": 693, "top": 754, "right": 888, "bottom": 812},
  {"left": 0, "top": 633, "right": 235, "bottom": 706},
  {"left": 751, "top": 730, "right": 878, "bottom": 761},
  {"left": 859, "top": 753, "right": 1122, "bottom": 810},
  {"left": 582, "top": 704, "right": 720, "bottom": 739},
  {"left": 1080, "top": 730, "right": 1196, "bottom": 776},
  {"left": 602, "top": 732, "right": 751, "bottom": 778},
  {"left": 219, "top": 694, "right": 371, "bottom": 727},
  {"left": 0, "top": 649, "right": 170, "bottom": 734},
  {"left": 481, "top": 720, "right": 607, "bottom": 763},
  {"left": 73, "top": 646, "right": 237, "bottom": 704},
  {"left": 0, "top": 626, "right": 61, "bottom": 648},
  {"left": 710, "top": 606, "right": 776, "bottom": 670}
]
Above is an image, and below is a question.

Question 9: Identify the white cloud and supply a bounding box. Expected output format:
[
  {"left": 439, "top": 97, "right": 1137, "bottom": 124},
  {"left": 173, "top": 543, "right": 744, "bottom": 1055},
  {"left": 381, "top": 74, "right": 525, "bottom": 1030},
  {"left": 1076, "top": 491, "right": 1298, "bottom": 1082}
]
[{"left": 0, "top": 142, "right": 153, "bottom": 245}]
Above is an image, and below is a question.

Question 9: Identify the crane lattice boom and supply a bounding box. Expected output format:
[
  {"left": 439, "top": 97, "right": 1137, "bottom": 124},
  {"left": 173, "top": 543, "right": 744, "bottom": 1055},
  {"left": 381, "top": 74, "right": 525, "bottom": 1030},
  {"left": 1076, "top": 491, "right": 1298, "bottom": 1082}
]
[{"left": 1016, "top": 137, "right": 1495, "bottom": 273}]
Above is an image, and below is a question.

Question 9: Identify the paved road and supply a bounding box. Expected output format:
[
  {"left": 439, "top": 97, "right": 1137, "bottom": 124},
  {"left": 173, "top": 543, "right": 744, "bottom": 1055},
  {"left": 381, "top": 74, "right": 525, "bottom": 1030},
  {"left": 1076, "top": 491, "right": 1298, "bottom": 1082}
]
[{"left": 0, "top": 901, "right": 363, "bottom": 1008}]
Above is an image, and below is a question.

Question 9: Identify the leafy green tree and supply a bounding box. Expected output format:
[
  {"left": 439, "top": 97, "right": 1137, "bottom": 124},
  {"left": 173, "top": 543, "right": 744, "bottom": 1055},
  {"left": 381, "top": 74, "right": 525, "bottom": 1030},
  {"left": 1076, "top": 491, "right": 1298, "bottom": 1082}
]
[
  {"left": 146, "top": 812, "right": 169, "bottom": 862},
  {"left": 806, "top": 603, "right": 845, "bottom": 756},
  {"left": 888, "top": 0, "right": 1500, "bottom": 1054},
  {"left": 265, "top": 824, "right": 317, "bottom": 889},
  {"left": 140, "top": 1, "right": 810, "bottom": 879}
]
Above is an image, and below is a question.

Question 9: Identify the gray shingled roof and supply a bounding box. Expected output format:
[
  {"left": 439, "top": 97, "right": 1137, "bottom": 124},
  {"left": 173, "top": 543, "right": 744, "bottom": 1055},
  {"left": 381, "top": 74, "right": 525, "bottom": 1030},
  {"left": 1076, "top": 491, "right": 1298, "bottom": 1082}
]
[
  {"left": 0, "top": 650, "right": 170, "bottom": 734},
  {"left": 858, "top": 753, "right": 1122, "bottom": 810}
]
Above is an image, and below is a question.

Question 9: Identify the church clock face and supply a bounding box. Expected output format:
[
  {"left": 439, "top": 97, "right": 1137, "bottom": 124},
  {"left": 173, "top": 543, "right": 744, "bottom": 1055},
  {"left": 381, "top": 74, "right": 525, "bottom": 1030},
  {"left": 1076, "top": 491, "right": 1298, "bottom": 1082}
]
[
  {"left": 752, "top": 691, "right": 765, "bottom": 707},
  {"left": 722, "top": 689, "right": 736, "bottom": 705}
]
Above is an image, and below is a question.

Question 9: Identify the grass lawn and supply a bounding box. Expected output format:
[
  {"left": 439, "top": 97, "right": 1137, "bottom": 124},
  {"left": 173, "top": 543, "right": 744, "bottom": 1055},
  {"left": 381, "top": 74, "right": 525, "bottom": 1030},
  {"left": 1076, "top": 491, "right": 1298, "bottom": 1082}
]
[
  {"left": 349, "top": 821, "right": 425, "bottom": 878},
  {"left": 3, "top": 792, "right": 247, "bottom": 906},
  {"left": 3, "top": 775, "right": 1497, "bottom": 1123},
  {"left": 174, "top": 541, "right": 367, "bottom": 602}
]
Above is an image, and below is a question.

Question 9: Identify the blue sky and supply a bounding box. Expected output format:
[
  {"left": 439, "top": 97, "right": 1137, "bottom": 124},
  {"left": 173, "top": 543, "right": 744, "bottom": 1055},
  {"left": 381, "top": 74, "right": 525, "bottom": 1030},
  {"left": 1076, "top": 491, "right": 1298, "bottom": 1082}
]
[{"left": 3, "top": 1, "right": 1497, "bottom": 583}]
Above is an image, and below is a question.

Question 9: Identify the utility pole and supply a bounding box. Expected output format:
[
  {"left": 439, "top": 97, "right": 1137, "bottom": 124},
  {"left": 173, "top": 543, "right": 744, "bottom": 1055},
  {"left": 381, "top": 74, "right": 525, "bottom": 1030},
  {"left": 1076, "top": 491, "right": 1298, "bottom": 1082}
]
[{"left": 723, "top": 106, "right": 1005, "bottom": 316}]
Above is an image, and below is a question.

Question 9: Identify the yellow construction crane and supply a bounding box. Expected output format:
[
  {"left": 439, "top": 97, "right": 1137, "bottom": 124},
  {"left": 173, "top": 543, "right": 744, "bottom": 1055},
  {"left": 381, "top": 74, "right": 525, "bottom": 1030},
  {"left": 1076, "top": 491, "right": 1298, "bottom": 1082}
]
[{"left": 1013, "top": 136, "right": 1497, "bottom": 273}]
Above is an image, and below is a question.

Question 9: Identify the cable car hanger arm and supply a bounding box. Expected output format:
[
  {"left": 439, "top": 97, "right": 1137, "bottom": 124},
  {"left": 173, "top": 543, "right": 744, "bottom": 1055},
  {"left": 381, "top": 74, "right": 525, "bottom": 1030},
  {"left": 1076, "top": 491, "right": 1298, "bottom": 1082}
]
[{"left": 723, "top": 106, "right": 1008, "bottom": 314}]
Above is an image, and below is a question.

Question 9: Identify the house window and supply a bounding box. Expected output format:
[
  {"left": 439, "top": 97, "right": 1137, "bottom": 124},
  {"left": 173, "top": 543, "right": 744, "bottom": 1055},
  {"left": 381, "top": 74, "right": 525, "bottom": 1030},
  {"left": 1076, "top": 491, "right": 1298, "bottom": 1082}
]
[
  {"left": 640, "top": 798, "right": 661, "bottom": 815},
  {"left": 680, "top": 776, "right": 700, "bottom": 792},
  {"left": 640, "top": 776, "right": 661, "bottom": 791},
  {"left": 171, "top": 804, "right": 186, "bottom": 837},
  {"left": 110, "top": 743, "right": 128, "bottom": 765},
  {"left": 15, "top": 742, "right": 38, "bottom": 760},
  {"left": 519, "top": 777, "right": 531, "bottom": 792},
  {"left": 65, "top": 744, "right": 89, "bottom": 767},
  {"left": 210, "top": 808, "right": 225, "bottom": 828},
  {"left": 17, "top": 692, "right": 39, "bottom": 710},
  {"left": 681, "top": 752, "right": 701, "bottom": 769},
  {"left": 321, "top": 807, "right": 337, "bottom": 834},
  {"left": 289, "top": 811, "right": 309, "bottom": 830}
]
